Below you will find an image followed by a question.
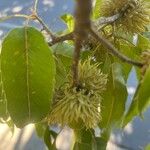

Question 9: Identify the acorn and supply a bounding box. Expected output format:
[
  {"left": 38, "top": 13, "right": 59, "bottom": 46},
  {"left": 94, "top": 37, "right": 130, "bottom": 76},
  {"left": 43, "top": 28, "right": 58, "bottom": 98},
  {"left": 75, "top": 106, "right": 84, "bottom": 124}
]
[
  {"left": 100, "top": 0, "right": 150, "bottom": 33},
  {"left": 48, "top": 59, "right": 107, "bottom": 129}
]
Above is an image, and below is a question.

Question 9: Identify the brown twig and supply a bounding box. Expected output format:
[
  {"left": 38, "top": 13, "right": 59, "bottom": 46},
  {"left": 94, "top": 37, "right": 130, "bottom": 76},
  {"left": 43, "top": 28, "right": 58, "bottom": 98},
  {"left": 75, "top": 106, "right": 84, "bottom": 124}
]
[
  {"left": 72, "top": 37, "right": 82, "bottom": 86},
  {"left": 89, "top": 28, "right": 143, "bottom": 68},
  {"left": 31, "top": 0, "right": 56, "bottom": 40},
  {"left": 72, "top": 0, "right": 92, "bottom": 86},
  {"left": 34, "top": 15, "right": 56, "bottom": 40},
  {"left": 48, "top": 32, "right": 74, "bottom": 46},
  {"left": 46, "top": 14, "right": 121, "bottom": 46}
]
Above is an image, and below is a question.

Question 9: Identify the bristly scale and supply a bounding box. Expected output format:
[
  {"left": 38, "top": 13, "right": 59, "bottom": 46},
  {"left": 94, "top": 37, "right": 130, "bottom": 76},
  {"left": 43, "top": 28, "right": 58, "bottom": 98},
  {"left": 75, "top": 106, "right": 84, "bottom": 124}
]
[
  {"left": 100, "top": 0, "right": 150, "bottom": 33},
  {"left": 48, "top": 58, "right": 108, "bottom": 129}
]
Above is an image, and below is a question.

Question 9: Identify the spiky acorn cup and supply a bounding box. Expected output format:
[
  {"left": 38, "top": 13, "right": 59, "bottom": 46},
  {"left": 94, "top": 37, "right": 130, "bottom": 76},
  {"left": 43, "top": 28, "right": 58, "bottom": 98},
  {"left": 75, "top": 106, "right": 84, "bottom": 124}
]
[
  {"left": 100, "top": 0, "right": 150, "bottom": 33},
  {"left": 141, "top": 50, "right": 150, "bottom": 76},
  {"left": 48, "top": 59, "right": 107, "bottom": 129}
]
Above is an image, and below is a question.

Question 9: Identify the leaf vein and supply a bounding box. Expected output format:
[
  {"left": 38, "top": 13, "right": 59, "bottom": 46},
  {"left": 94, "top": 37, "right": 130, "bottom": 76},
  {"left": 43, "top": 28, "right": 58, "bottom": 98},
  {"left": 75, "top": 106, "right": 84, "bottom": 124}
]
[{"left": 25, "top": 27, "right": 31, "bottom": 119}]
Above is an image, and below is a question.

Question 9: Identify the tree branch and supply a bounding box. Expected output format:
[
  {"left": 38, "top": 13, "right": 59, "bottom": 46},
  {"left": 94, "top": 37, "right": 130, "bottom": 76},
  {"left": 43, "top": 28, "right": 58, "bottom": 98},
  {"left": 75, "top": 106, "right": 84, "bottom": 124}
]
[
  {"left": 44, "top": 7, "right": 143, "bottom": 69},
  {"left": 89, "top": 28, "right": 143, "bottom": 68},
  {"left": 113, "top": 34, "right": 135, "bottom": 46},
  {"left": 94, "top": 13, "right": 120, "bottom": 26},
  {"left": 33, "top": 0, "right": 39, "bottom": 13},
  {"left": 47, "top": 13, "right": 121, "bottom": 46},
  {"left": 33, "top": 15, "right": 56, "bottom": 41},
  {"left": 48, "top": 32, "right": 74, "bottom": 46},
  {"left": 72, "top": 0, "right": 92, "bottom": 86},
  {"left": 31, "top": 0, "right": 56, "bottom": 41}
]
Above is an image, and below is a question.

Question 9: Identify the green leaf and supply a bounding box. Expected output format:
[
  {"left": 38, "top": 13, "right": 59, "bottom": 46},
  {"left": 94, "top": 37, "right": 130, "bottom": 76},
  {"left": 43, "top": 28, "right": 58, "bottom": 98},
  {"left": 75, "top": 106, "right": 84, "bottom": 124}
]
[
  {"left": 0, "top": 87, "right": 7, "bottom": 119},
  {"left": 61, "top": 14, "right": 74, "bottom": 32},
  {"left": 44, "top": 127, "right": 57, "bottom": 150},
  {"left": 35, "top": 123, "right": 47, "bottom": 138},
  {"left": 145, "top": 143, "right": 150, "bottom": 150},
  {"left": 6, "top": 119, "right": 15, "bottom": 135},
  {"left": 54, "top": 56, "right": 68, "bottom": 89},
  {"left": 57, "top": 54, "right": 72, "bottom": 73},
  {"left": 93, "top": 137, "right": 107, "bottom": 150},
  {"left": 100, "top": 63, "right": 127, "bottom": 131},
  {"left": 93, "top": 0, "right": 102, "bottom": 19},
  {"left": 137, "top": 34, "right": 150, "bottom": 50},
  {"left": 52, "top": 43, "right": 73, "bottom": 84},
  {"left": 44, "top": 127, "right": 52, "bottom": 150},
  {"left": 102, "top": 54, "right": 112, "bottom": 74},
  {"left": 94, "top": 44, "right": 108, "bottom": 64},
  {"left": 0, "top": 97, "right": 7, "bottom": 119},
  {"left": 74, "top": 129, "right": 93, "bottom": 143},
  {"left": 1, "top": 27, "right": 56, "bottom": 128},
  {"left": 52, "top": 42, "right": 74, "bottom": 58},
  {"left": 73, "top": 143, "right": 92, "bottom": 150},
  {"left": 36, "top": 124, "right": 58, "bottom": 150},
  {"left": 73, "top": 129, "right": 108, "bottom": 150},
  {"left": 0, "top": 56, "right": 7, "bottom": 119},
  {"left": 73, "top": 129, "right": 93, "bottom": 150},
  {"left": 123, "top": 65, "right": 150, "bottom": 126},
  {"left": 81, "top": 50, "right": 93, "bottom": 61},
  {"left": 118, "top": 43, "right": 136, "bottom": 82},
  {"left": 143, "top": 32, "right": 150, "bottom": 40}
]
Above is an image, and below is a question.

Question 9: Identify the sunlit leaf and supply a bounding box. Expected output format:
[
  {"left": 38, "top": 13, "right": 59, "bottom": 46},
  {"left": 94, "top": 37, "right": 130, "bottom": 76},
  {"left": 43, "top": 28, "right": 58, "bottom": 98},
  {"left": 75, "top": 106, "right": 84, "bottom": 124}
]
[{"left": 61, "top": 14, "right": 74, "bottom": 32}]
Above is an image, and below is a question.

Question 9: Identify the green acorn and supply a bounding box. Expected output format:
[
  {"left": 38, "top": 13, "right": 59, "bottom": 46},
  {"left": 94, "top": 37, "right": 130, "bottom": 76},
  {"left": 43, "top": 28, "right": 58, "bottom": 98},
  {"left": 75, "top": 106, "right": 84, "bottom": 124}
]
[
  {"left": 100, "top": 0, "right": 150, "bottom": 33},
  {"left": 48, "top": 59, "right": 107, "bottom": 129}
]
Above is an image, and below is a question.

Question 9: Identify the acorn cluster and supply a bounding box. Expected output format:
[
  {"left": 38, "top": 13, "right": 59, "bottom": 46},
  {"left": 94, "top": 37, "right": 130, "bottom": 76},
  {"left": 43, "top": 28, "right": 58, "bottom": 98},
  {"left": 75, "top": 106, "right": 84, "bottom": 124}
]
[
  {"left": 100, "top": 0, "right": 150, "bottom": 33},
  {"left": 48, "top": 59, "right": 107, "bottom": 129},
  {"left": 141, "top": 50, "right": 150, "bottom": 75}
]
